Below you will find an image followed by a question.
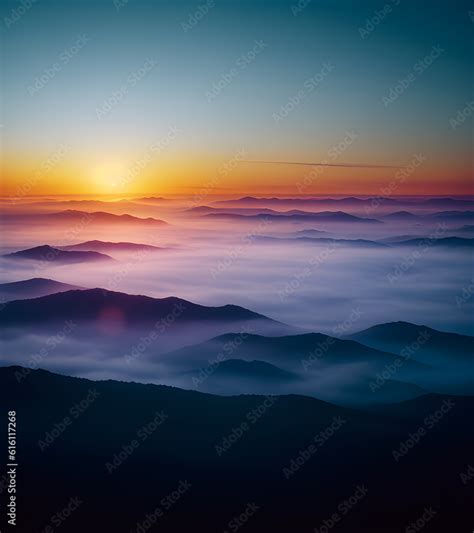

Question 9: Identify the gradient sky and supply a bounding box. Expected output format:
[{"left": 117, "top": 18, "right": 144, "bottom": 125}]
[{"left": 1, "top": 0, "right": 472, "bottom": 196}]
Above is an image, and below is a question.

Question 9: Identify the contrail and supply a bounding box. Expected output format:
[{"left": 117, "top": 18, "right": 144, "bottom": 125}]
[{"left": 243, "top": 160, "right": 401, "bottom": 169}]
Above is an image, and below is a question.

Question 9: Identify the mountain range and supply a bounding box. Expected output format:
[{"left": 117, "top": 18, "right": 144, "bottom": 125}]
[
  {"left": 1, "top": 366, "right": 471, "bottom": 532},
  {"left": 347, "top": 321, "right": 474, "bottom": 367},
  {"left": 3, "top": 245, "right": 114, "bottom": 263},
  {"left": 1, "top": 209, "right": 168, "bottom": 226},
  {"left": 204, "top": 211, "right": 381, "bottom": 223},
  {"left": 255, "top": 236, "right": 389, "bottom": 248},
  {"left": 0, "top": 288, "right": 286, "bottom": 339},
  {"left": 0, "top": 277, "right": 84, "bottom": 301},
  {"left": 213, "top": 195, "right": 474, "bottom": 209},
  {"left": 60, "top": 240, "right": 163, "bottom": 254}
]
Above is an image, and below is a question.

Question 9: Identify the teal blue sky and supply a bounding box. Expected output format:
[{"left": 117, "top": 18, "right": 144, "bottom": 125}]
[{"left": 1, "top": 0, "right": 472, "bottom": 194}]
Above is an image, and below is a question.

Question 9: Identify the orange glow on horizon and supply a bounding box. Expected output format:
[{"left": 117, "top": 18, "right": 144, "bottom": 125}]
[{"left": 1, "top": 153, "right": 472, "bottom": 197}]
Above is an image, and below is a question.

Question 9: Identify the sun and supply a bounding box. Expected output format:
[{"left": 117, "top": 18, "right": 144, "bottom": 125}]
[{"left": 91, "top": 161, "right": 129, "bottom": 193}]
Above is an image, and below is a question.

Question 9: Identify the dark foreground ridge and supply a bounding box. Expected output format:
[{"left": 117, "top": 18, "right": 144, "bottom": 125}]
[
  {"left": 0, "top": 366, "right": 472, "bottom": 532},
  {"left": 0, "top": 288, "right": 275, "bottom": 325}
]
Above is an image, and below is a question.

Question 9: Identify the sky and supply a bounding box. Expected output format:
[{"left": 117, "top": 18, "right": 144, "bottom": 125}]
[{"left": 1, "top": 0, "right": 473, "bottom": 196}]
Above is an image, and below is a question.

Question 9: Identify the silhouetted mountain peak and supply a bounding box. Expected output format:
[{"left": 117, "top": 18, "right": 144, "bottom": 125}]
[
  {"left": 0, "top": 288, "right": 276, "bottom": 326},
  {"left": 3, "top": 245, "right": 114, "bottom": 263}
]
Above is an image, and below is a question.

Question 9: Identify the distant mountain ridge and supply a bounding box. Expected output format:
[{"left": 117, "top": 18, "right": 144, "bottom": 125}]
[
  {"left": 255, "top": 236, "right": 388, "bottom": 248},
  {"left": 213, "top": 195, "right": 474, "bottom": 209},
  {"left": 3, "top": 245, "right": 114, "bottom": 263},
  {"left": 1, "top": 210, "right": 168, "bottom": 225},
  {"left": 347, "top": 321, "right": 474, "bottom": 366},
  {"left": 60, "top": 240, "right": 163, "bottom": 253},
  {"left": 0, "top": 366, "right": 471, "bottom": 531},
  {"left": 0, "top": 278, "right": 84, "bottom": 301},
  {"left": 394, "top": 237, "right": 474, "bottom": 247},
  {"left": 163, "top": 331, "right": 427, "bottom": 373},
  {"left": 204, "top": 211, "right": 381, "bottom": 223},
  {"left": 0, "top": 287, "right": 279, "bottom": 327}
]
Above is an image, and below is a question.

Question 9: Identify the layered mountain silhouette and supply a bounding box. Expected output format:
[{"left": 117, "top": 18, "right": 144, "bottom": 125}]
[
  {"left": 163, "top": 331, "right": 426, "bottom": 375},
  {"left": 3, "top": 245, "right": 113, "bottom": 263},
  {"left": 347, "top": 321, "right": 474, "bottom": 366},
  {"left": 423, "top": 197, "right": 474, "bottom": 207},
  {"left": 0, "top": 288, "right": 280, "bottom": 328},
  {"left": 49, "top": 209, "right": 168, "bottom": 225},
  {"left": 178, "top": 349, "right": 427, "bottom": 404},
  {"left": 255, "top": 236, "right": 388, "bottom": 248},
  {"left": 213, "top": 196, "right": 401, "bottom": 208},
  {"left": 0, "top": 277, "right": 84, "bottom": 301},
  {"left": 381, "top": 211, "right": 420, "bottom": 221},
  {"left": 204, "top": 211, "right": 381, "bottom": 223},
  {"left": 427, "top": 210, "right": 474, "bottom": 222},
  {"left": 160, "top": 327, "right": 474, "bottom": 401},
  {"left": 209, "top": 359, "right": 297, "bottom": 381},
  {"left": 133, "top": 196, "right": 170, "bottom": 203},
  {"left": 394, "top": 237, "right": 474, "bottom": 247},
  {"left": 0, "top": 366, "right": 472, "bottom": 532},
  {"left": 213, "top": 196, "right": 474, "bottom": 210},
  {"left": 285, "top": 229, "right": 332, "bottom": 237},
  {"left": 1, "top": 210, "right": 168, "bottom": 226},
  {"left": 378, "top": 234, "right": 425, "bottom": 243},
  {"left": 60, "top": 240, "right": 163, "bottom": 254},
  {"left": 189, "top": 359, "right": 299, "bottom": 393},
  {"left": 186, "top": 206, "right": 280, "bottom": 216}
]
